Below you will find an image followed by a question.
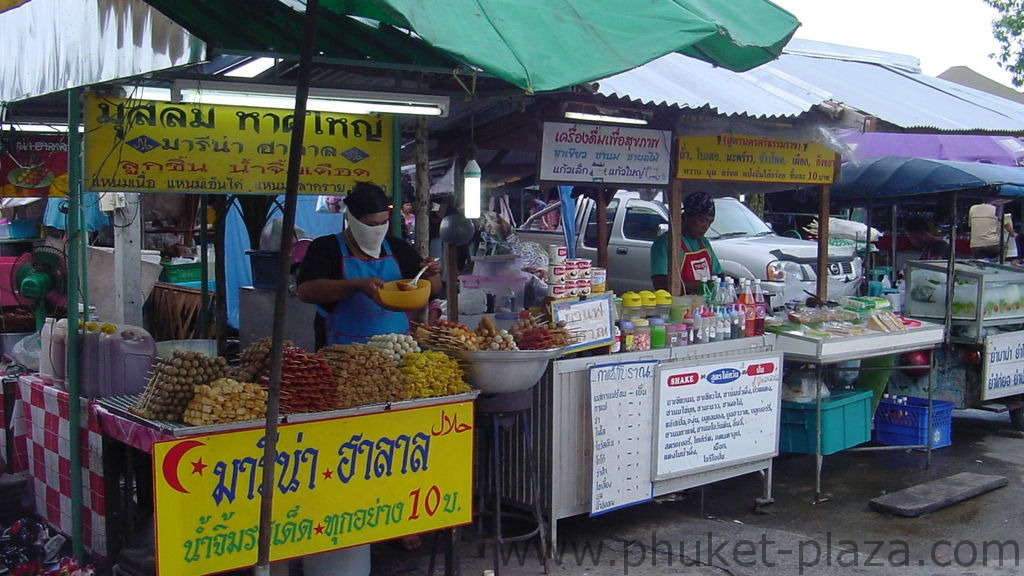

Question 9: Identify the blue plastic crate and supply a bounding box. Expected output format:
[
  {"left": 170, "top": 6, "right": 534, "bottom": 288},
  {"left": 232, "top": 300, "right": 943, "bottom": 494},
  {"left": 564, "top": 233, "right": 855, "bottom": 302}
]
[
  {"left": 780, "top": 389, "right": 874, "bottom": 455},
  {"left": 873, "top": 396, "right": 954, "bottom": 449}
]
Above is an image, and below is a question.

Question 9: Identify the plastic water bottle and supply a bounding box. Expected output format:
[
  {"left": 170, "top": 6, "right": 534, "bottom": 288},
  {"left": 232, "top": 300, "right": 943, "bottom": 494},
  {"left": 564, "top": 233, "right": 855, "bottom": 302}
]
[{"left": 724, "top": 277, "right": 737, "bottom": 305}]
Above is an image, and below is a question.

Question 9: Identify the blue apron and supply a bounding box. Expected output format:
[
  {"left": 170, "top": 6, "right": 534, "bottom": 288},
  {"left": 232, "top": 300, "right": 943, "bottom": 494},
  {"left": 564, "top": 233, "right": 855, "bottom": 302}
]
[{"left": 319, "top": 233, "right": 409, "bottom": 345}]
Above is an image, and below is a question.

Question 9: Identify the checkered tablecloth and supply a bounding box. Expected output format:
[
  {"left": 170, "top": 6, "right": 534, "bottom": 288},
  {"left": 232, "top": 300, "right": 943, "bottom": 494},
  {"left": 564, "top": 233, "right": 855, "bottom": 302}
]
[
  {"left": 93, "top": 403, "right": 173, "bottom": 453},
  {"left": 15, "top": 375, "right": 107, "bottom": 559}
]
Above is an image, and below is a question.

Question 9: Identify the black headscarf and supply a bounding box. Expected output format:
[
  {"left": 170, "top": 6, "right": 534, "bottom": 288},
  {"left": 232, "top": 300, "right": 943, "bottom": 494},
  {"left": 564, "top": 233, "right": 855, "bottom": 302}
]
[{"left": 344, "top": 182, "right": 391, "bottom": 218}]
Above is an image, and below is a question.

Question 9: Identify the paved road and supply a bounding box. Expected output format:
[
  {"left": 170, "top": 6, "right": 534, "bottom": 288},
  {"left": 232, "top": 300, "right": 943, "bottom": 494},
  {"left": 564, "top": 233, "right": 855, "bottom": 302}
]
[{"left": 371, "top": 409, "right": 1024, "bottom": 575}]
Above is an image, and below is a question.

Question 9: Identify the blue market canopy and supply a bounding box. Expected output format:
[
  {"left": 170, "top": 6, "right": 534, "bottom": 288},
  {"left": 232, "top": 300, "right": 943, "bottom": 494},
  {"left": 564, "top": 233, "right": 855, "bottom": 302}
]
[{"left": 832, "top": 156, "right": 1024, "bottom": 202}]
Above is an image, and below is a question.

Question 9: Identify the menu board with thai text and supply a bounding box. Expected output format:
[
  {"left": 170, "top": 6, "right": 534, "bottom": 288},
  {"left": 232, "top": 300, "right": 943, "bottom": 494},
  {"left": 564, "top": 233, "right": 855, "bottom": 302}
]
[
  {"left": 654, "top": 353, "right": 782, "bottom": 480},
  {"left": 589, "top": 360, "right": 657, "bottom": 515}
]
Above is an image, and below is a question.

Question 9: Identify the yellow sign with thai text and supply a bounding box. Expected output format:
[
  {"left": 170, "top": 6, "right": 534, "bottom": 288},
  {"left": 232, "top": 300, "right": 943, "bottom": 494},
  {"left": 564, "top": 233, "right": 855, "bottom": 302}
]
[
  {"left": 676, "top": 134, "right": 835, "bottom": 184},
  {"left": 152, "top": 400, "right": 474, "bottom": 575},
  {"left": 83, "top": 92, "right": 394, "bottom": 195}
]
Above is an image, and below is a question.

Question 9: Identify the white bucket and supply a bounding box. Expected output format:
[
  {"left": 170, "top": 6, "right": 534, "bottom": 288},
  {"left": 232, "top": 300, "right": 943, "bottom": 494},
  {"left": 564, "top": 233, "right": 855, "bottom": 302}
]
[{"left": 303, "top": 544, "right": 370, "bottom": 576}]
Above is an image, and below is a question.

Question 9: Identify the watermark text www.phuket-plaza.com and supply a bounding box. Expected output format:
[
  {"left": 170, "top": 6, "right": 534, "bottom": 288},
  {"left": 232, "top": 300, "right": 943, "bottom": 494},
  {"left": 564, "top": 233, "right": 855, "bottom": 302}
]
[{"left": 498, "top": 532, "right": 1021, "bottom": 574}]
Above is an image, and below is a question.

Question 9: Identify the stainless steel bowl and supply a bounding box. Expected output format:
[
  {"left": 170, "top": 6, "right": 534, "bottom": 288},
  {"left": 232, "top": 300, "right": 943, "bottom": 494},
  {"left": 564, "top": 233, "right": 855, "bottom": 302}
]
[{"left": 448, "top": 348, "right": 564, "bottom": 394}]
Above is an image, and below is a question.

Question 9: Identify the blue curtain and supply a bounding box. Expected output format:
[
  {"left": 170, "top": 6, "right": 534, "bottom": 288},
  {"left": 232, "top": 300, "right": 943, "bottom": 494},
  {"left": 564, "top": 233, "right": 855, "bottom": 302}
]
[{"left": 224, "top": 195, "right": 344, "bottom": 327}]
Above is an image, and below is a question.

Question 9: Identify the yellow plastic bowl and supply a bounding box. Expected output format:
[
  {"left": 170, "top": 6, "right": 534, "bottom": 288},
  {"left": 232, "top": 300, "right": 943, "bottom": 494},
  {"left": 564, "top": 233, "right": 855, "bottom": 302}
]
[{"left": 378, "top": 279, "right": 431, "bottom": 311}]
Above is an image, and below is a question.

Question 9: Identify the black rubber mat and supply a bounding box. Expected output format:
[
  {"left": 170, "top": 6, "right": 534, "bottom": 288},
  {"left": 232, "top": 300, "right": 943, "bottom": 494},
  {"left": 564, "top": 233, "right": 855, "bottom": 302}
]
[{"left": 869, "top": 472, "right": 1008, "bottom": 517}]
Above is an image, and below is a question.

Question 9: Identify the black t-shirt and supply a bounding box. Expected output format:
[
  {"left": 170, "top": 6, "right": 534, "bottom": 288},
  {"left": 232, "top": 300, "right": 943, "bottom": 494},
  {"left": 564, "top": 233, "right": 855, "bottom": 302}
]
[{"left": 296, "top": 233, "right": 423, "bottom": 348}]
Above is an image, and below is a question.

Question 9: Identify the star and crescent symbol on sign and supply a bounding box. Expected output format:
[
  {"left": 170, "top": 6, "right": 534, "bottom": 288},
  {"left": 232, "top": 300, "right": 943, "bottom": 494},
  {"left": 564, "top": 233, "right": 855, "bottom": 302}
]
[{"left": 161, "top": 439, "right": 206, "bottom": 494}]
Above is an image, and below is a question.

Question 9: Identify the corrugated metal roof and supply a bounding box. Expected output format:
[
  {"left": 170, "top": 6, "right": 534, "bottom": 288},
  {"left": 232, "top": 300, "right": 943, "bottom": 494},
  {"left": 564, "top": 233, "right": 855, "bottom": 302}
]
[
  {"left": 769, "top": 48, "right": 1024, "bottom": 132},
  {"left": 591, "top": 52, "right": 829, "bottom": 119},
  {"left": 591, "top": 38, "right": 1024, "bottom": 132}
]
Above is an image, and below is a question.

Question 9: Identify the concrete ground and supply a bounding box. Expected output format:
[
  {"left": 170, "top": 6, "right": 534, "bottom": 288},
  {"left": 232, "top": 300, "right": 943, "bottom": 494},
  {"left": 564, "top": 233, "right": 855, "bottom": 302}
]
[{"left": 371, "top": 409, "right": 1024, "bottom": 576}]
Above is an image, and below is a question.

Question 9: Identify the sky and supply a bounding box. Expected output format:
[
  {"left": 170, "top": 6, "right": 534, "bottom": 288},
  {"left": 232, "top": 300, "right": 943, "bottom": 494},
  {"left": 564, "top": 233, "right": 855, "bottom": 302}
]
[{"left": 772, "top": 0, "right": 1018, "bottom": 88}]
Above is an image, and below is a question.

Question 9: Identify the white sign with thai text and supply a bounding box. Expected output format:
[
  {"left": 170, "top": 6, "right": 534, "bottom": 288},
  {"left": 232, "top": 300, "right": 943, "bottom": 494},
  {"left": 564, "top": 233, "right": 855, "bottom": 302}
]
[
  {"left": 981, "top": 331, "right": 1024, "bottom": 400},
  {"left": 552, "top": 294, "right": 615, "bottom": 353},
  {"left": 540, "top": 122, "right": 671, "bottom": 185},
  {"left": 589, "top": 360, "right": 657, "bottom": 516},
  {"left": 654, "top": 353, "right": 782, "bottom": 480}
]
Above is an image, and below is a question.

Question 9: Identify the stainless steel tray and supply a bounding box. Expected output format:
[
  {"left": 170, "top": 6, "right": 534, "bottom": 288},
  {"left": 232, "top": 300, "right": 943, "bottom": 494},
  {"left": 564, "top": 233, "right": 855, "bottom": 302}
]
[{"left": 95, "top": 390, "right": 480, "bottom": 434}]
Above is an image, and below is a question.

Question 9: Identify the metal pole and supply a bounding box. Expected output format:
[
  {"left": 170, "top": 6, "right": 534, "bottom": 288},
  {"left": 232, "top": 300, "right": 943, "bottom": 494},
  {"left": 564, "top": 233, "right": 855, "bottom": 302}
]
[
  {"left": 890, "top": 204, "right": 897, "bottom": 277},
  {"left": 66, "top": 86, "right": 85, "bottom": 562},
  {"left": 255, "top": 0, "right": 318, "bottom": 572}
]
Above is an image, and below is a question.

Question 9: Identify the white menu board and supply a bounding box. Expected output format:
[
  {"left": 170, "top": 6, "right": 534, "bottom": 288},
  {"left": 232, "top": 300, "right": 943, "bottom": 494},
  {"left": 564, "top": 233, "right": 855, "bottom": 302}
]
[
  {"left": 589, "top": 360, "right": 657, "bottom": 516},
  {"left": 540, "top": 122, "right": 672, "bottom": 185},
  {"left": 654, "top": 353, "right": 783, "bottom": 480},
  {"left": 982, "top": 331, "right": 1024, "bottom": 400}
]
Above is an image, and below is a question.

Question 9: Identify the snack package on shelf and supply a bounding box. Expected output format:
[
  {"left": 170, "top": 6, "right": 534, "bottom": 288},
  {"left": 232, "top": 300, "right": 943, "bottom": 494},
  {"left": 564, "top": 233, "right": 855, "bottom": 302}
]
[{"left": 867, "top": 310, "right": 907, "bottom": 332}]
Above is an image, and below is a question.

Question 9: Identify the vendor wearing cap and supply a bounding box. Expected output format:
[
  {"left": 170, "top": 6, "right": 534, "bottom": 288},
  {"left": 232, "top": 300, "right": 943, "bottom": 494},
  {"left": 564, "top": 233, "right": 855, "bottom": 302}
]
[
  {"left": 297, "top": 181, "right": 440, "bottom": 348},
  {"left": 650, "top": 191, "right": 722, "bottom": 295}
]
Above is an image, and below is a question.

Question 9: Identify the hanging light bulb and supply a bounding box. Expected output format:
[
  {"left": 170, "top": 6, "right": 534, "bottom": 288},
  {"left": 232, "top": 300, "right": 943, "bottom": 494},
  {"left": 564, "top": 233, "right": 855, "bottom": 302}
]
[{"left": 463, "top": 159, "right": 482, "bottom": 219}]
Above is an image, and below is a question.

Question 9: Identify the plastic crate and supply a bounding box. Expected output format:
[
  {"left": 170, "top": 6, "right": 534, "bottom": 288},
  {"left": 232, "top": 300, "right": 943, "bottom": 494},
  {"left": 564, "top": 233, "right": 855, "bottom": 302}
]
[
  {"left": 780, "top": 389, "right": 874, "bottom": 455},
  {"left": 159, "top": 261, "right": 203, "bottom": 283},
  {"left": 873, "top": 396, "right": 954, "bottom": 449}
]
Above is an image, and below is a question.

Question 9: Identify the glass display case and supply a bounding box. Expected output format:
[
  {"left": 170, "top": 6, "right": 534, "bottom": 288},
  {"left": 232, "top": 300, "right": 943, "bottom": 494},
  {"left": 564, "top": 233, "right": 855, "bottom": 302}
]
[{"left": 904, "top": 259, "right": 1024, "bottom": 343}]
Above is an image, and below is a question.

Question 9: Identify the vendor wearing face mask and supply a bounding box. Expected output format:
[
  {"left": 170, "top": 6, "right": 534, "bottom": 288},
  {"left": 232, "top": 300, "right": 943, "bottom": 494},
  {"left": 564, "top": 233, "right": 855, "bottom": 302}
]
[{"left": 297, "top": 181, "right": 441, "bottom": 348}]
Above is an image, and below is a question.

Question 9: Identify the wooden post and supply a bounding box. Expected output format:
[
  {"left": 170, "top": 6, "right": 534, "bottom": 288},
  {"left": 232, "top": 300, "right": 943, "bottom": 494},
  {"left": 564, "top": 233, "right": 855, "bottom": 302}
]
[
  {"left": 668, "top": 136, "right": 683, "bottom": 296},
  {"left": 669, "top": 179, "right": 683, "bottom": 296},
  {"left": 816, "top": 183, "right": 830, "bottom": 301},
  {"left": 446, "top": 243, "right": 460, "bottom": 320},
  {"left": 414, "top": 117, "right": 431, "bottom": 259}
]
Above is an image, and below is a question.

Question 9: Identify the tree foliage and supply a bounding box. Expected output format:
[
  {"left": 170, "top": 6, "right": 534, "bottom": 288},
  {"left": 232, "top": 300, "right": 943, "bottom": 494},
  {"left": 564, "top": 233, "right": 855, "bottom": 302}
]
[{"left": 985, "top": 0, "right": 1024, "bottom": 87}]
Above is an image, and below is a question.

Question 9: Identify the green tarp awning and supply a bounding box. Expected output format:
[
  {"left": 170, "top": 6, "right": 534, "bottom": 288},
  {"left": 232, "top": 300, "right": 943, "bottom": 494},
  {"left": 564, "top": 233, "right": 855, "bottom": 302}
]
[
  {"left": 145, "top": 0, "right": 799, "bottom": 94},
  {"left": 333, "top": 0, "right": 800, "bottom": 92}
]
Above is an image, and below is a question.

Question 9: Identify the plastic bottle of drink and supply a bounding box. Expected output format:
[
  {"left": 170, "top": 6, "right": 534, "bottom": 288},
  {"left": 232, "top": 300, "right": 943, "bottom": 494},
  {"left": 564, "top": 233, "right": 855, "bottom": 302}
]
[
  {"left": 704, "top": 306, "right": 717, "bottom": 342},
  {"left": 731, "top": 305, "right": 744, "bottom": 339},
  {"left": 738, "top": 279, "right": 756, "bottom": 337},
  {"left": 688, "top": 310, "right": 701, "bottom": 344},
  {"left": 753, "top": 279, "right": 767, "bottom": 336},
  {"left": 718, "top": 308, "right": 731, "bottom": 340},
  {"left": 701, "top": 274, "right": 715, "bottom": 304},
  {"left": 713, "top": 278, "right": 728, "bottom": 307},
  {"left": 724, "top": 277, "right": 737, "bottom": 305}
]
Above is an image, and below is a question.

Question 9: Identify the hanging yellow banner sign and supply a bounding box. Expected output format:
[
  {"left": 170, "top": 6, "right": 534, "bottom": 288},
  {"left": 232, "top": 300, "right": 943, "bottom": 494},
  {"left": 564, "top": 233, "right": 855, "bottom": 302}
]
[
  {"left": 152, "top": 400, "right": 474, "bottom": 575},
  {"left": 83, "top": 92, "right": 394, "bottom": 195},
  {"left": 676, "top": 134, "right": 835, "bottom": 184}
]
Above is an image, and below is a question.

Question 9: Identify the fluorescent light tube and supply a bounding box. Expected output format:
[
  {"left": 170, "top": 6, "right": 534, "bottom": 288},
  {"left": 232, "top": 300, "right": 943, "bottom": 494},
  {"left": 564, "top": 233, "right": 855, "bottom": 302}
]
[
  {"left": 463, "top": 159, "right": 482, "bottom": 219},
  {"left": 564, "top": 111, "right": 648, "bottom": 125}
]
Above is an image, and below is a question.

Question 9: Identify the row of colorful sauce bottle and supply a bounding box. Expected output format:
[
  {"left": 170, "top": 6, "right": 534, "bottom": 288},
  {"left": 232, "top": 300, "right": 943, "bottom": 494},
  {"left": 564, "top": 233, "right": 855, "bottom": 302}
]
[{"left": 614, "top": 277, "right": 766, "bottom": 352}]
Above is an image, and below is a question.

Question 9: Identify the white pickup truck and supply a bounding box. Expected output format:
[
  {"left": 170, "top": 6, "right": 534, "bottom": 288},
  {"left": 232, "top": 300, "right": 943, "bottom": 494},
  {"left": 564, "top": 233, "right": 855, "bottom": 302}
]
[{"left": 516, "top": 191, "right": 862, "bottom": 304}]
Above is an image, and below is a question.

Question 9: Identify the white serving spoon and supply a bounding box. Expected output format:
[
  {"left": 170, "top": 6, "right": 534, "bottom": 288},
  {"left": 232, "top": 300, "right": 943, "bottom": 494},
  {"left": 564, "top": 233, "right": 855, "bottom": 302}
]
[{"left": 402, "top": 264, "right": 430, "bottom": 290}]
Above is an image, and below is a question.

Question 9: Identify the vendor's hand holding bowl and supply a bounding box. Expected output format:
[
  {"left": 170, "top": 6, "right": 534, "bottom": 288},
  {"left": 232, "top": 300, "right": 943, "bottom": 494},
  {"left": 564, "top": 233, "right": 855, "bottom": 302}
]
[{"left": 356, "top": 277, "right": 385, "bottom": 302}]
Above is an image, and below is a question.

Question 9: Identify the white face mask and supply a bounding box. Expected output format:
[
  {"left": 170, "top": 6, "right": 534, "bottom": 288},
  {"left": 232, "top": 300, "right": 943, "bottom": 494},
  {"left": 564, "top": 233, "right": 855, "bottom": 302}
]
[{"left": 346, "top": 212, "right": 389, "bottom": 258}]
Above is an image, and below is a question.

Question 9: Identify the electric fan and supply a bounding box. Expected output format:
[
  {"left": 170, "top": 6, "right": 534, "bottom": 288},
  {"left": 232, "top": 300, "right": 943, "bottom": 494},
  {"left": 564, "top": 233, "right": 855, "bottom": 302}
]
[{"left": 9, "top": 246, "right": 68, "bottom": 331}]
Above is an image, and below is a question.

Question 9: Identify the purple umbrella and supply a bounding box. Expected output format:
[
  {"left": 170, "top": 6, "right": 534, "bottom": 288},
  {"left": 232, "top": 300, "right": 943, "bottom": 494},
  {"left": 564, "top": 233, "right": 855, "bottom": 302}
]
[{"left": 838, "top": 130, "right": 1024, "bottom": 166}]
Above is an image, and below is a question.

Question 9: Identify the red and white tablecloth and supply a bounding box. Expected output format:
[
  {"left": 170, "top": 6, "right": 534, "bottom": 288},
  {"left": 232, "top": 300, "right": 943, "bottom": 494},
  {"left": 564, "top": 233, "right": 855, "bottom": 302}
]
[
  {"left": 92, "top": 403, "right": 173, "bottom": 453},
  {"left": 15, "top": 375, "right": 106, "bottom": 558}
]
